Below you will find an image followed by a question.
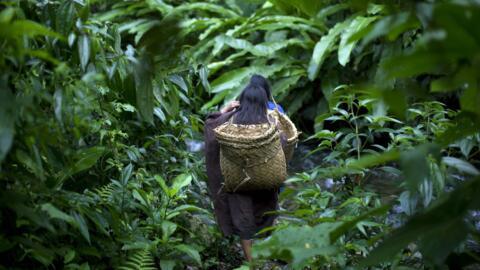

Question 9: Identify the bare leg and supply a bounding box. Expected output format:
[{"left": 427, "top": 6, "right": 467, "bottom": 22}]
[{"left": 240, "top": 239, "right": 253, "bottom": 262}]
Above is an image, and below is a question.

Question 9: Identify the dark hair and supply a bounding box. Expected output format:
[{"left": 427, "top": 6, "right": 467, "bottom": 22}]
[
  {"left": 250, "top": 74, "right": 272, "bottom": 101},
  {"left": 233, "top": 83, "right": 269, "bottom": 125}
]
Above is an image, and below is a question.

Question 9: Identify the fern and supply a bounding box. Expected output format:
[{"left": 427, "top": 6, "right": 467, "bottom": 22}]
[
  {"left": 94, "top": 182, "right": 115, "bottom": 201},
  {"left": 119, "top": 249, "right": 157, "bottom": 270}
]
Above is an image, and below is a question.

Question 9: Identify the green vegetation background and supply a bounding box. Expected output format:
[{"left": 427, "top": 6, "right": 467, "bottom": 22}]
[{"left": 1, "top": 0, "right": 480, "bottom": 269}]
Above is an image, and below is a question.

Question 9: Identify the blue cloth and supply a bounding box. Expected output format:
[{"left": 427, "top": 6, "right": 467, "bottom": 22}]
[{"left": 267, "top": 101, "right": 285, "bottom": 114}]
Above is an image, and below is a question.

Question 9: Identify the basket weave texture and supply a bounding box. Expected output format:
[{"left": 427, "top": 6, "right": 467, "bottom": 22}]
[
  {"left": 214, "top": 121, "right": 287, "bottom": 192},
  {"left": 268, "top": 110, "right": 299, "bottom": 161}
]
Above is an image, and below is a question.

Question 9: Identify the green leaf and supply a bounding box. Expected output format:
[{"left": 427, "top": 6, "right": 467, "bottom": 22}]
[
  {"left": 418, "top": 217, "right": 468, "bottom": 265},
  {"left": 168, "top": 74, "right": 188, "bottom": 93},
  {"left": 71, "top": 147, "right": 105, "bottom": 175},
  {"left": 308, "top": 21, "right": 347, "bottom": 81},
  {"left": 442, "top": 157, "right": 480, "bottom": 176},
  {"left": 270, "top": 0, "right": 325, "bottom": 17},
  {"left": 121, "top": 164, "right": 133, "bottom": 186},
  {"left": 359, "top": 12, "right": 420, "bottom": 46},
  {"left": 155, "top": 175, "right": 170, "bottom": 195},
  {"left": 134, "top": 53, "right": 154, "bottom": 124},
  {"left": 437, "top": 112, "right": 480, "bottom": 146},
  {"left": 154, "top": 107, "right": 166, "bottom": 122},
  {"left": 400, "top": 144, "right": 440, "bottom": 190},
  {"left": 233, "top": 266, "right": 250, "bottom": 270},
  {"left": 169, "top": 173, "right": 192, "bottom": 197},
  {"left": 72, "top": 212, "right": 91, "bottom": 244},
  {"left": 215, "top": 35, "right": 305, "bottom": 57},
  {"left": 54, "top": 88, "right": 63, "bottom": 123},
  {"left": 330, "top": 204, "right": 390, "bottom": 242},
  {"left": 160, "top": 260, "right": 176, "bottom": 270},
  {"left": 253, "top": 223, "right": 339, "bottom": 269},
  {"left": 64, "top": 249, "right": 76, "bottom": 264},
  {"left": 0, "top": 7, "right": 15, "bottom": 23},
  {"left": 338, "top": 16, "right": 377, "bottom": 66},
  {"left": 27, "top": 50, "right": 61, "bottom": 65},
  {"left": 199, "top": 65, "right": 211, "bottom": 91},
  {"left": 316, "top": 3, "right": 349, "bottom": 21},
  {"left": 175, "top": 244, "right": 201, "bottom": 265},
  {"left": 78, "top": 35, "right": 90, "bottom": 70},
  {"left": 361, "top": 177, "right": 480, "bottom": 267},
  {"left": 173, "top": 3, "right": 239, "bottom": 18},
  {"left": 210, "top": 67, "right": 252, "bottom": 93},
  {"left": 56, "top": 1, "right": 76, "bottom": 35},
  {"left": 132, "top": 189, "right": 148, "bottom": 206},
  {"left": 0, "top": 82, "right": 15, "bottom": 164},
  {"left": 0, "top": 20, "right": 64, "bottom": 40},
  {"left": 161, "top": 220, "right": 177, "bottom": 240},
  {"left": 200, "top": 91, "right": 229, "bottom": 111},
  {"left": 460, "top": 85, "right": 480, "bottom": 116},
  {"left": 41, "top": 203, "right": 74, "bottom": 223}
]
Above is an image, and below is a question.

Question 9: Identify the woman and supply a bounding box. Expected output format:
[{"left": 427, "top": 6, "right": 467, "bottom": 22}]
[
  {"left": 249, "top": 74, "right": 285, "bottom": 114},
  {"left": 204, "top": 76, "right": 286, "bottom": 262}
]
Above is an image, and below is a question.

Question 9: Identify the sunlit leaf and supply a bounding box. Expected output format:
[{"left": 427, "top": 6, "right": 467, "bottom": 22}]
[
  {"left": 77, "top": 35, "right": 90, "bottom": 70},
  {"left": 308, "top": 21, "right": 348, "bottom": 80},
  {"left": 338, "top": 16, "right": 377, "bottom": 66}
]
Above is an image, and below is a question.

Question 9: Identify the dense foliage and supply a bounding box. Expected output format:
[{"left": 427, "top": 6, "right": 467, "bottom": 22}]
[{"left": 1, "top": 0, "right": 479, "bottom": 269}]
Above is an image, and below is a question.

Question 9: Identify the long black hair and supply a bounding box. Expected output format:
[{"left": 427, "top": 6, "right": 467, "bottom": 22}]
[
  {"left": 250, "top": 74, "right": 272, "bottom": 101},
  {"left": 233, "top": 82, "right": 269, "bottom": 125}
]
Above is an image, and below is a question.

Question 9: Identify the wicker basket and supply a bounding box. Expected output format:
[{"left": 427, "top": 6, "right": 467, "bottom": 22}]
[
  {"left": 267, "top": 109, "right": 299, "bottom": 161},
  {"left": 214, "top": 121, "right": 287, "bottom": 192}
]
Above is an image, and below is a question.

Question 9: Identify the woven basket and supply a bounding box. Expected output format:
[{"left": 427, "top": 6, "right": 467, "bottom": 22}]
[
  {"left": 268, "top": 109, "right": 299, "bottom": 161},
  {"left": 214, "top": 121, "right": 287, "bottom": 192}
]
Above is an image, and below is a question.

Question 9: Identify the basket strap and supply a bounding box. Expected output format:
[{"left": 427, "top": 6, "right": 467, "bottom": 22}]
[
  {"left": 271, "top": 97, "right": 280, "bottom": 113},
  {"left": 232, "top": 169, "right": 252, "bottom": 192},
  {"left": 228, "top": 114, "right": 235, "bottom": 124}
]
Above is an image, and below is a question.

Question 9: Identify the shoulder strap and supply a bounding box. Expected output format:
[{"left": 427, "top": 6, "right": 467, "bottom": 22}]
[{"left": 271, "top": 97, "right": 280, "bottom": 112}]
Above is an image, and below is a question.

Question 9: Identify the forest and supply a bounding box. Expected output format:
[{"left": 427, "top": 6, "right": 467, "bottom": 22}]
[{"left": 1, "top": 0, "right": 480, "bottom": 269}]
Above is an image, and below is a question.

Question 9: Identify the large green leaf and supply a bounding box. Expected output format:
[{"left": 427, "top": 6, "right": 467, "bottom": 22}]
[
  {"left": 77, "top": 34, "right": 90, "bottom": 70},
  {"left": 209, "top": 67, "right": 252, "bottom": 93},
  {"left": 270, "top": 0, "right": 326, "bottom": 17},
  {"left": 134, "top": 54, "right": 154, "bottom": 124},
  {"left": 330, "top": 204, "right": 391, "bottom": 242},
  {"left": 361, "top": 177, "right": 480, "bottom": 267},
  {"left": 338, "top": 16, "right": 377, "bottom": 66},
  {"left": 244, "top": 15, "right": 324, "bottom": 35},
  {"left": 173, "top": 2, "right": 240, "bottom": 18},
  {"left": 71, "top": 212, "right": 91, "bottom": 244},
  {"left": 169, "top": 173, "right": 192, "bottom": 197},
  {"left": 0, "top": 20, "right": 64, "bottom": 40},
  {"left": 41, "top": 203, "right": 74, "bottom": 223},
  {"left": 358, "top": 12, "right": 420, "bottom": 46},
  {"left": 253, "top": 223, "right": 339, "bottom": 269},
  {"left": 308, "top": 21, "right": 348, "bottom": 81},
  {"left": 70, "top": 146, "right": 105, "bottom": 175},
  {"left": 400, "top": 143, "right": 440, "bottom": 190},
  {"left": 175, "top": 244, "right": 201, "bottom": 265},
  {"left": 442, "top": 157, "right": 480, "bottom": 176},
  {"left": 215, "top": 35, "right": 305, "bottom": 57}
]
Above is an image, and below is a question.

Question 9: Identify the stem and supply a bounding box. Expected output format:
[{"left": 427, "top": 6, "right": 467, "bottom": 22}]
[{"left": 355, "top": 122, "right": 360, "bottom": 160}]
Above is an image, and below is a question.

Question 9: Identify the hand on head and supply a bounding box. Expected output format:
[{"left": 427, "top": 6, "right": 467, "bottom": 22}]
[{"left": 220, "top": 101, "right": 240, "bottom": 113}]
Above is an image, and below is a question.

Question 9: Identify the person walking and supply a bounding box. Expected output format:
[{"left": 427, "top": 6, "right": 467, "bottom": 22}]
[{"left": 204, "top": 75, "right": 287, "bottom": 262}]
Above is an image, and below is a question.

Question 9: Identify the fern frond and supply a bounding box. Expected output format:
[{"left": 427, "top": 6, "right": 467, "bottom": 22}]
[
  {"left": 94, "top": 182, "right": 115, "bottom": 201},
  {"left": 119, "top": 248, "right": 157, "bottom": 270}
]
